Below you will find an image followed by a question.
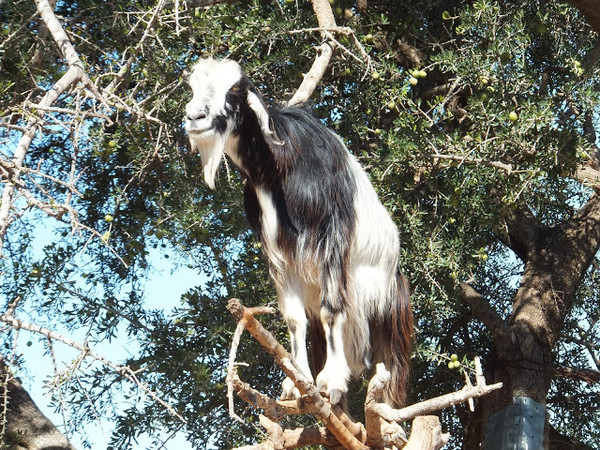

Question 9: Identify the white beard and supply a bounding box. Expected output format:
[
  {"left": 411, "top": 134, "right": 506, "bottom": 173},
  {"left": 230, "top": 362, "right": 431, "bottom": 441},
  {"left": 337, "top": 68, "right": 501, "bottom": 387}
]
[{"left": 189, "top": 129, "right": 239, "bottom": 189}]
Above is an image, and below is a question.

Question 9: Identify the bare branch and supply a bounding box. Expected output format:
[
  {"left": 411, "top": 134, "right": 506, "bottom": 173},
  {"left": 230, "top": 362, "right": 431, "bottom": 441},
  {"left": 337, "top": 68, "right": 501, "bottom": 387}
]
[
  {"left": 288, "top": 43, "right": 335, "bottom": 106},
  {"left": 404, "top": 416, "right": 449, "bottom": 450},
  {"left": 549, "top": 366, "right": 600, "bottom": 384},
  {"left": 417, "top": 153, "right": 516, "bottom": 174},
  {"left": 226, "top": 298, "right": 368, "bottom": 450},
  {"left": 258, "top": 414, "right": 343, "bottom": 449},
  {"left": 229, "top": 373, "right": 299, "bottom": 422},
  {"left": 227, "top": 299, "right": 501, "bottom": 449},
  {"left": 24, "top": 101, "right": 113, "bottom": 122},
  {"left": 286, "top": 0, "right": 372, "bottom": 105},
  {"left": 227, "top": 318, "right": 251, "bottom": 424},
  {"left": 367, "top": 358, "right": 503, "bottom": 424},
  {"left": 364, "top": 363, "right": 408, "bottom": 447},
  {"left": 287, "top": 0, "right": 337, "bottom": 105},
  {"left": 182, "top": 0, "right": 235, "bottom": 7},
  {"left": 34, "top": 0, "right": 102, "bottom": 99},
  {"left": 0, "top": 66, "right": 83, "bottom": 252}
]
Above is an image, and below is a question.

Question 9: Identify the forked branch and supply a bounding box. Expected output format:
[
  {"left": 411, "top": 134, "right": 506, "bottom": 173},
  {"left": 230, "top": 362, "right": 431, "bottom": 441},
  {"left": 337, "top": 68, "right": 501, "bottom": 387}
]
[
  {"left": 287, "top": 0, "right": 371, "bottom": 105},
  {"left": 0, "top": 310, "right": 186, "bottom": 424},
  {"left": 226, "top": 298, "right": 503, "bottom": 449},
  {"left": 227, "top": 298, "right": 368, "bottom": 450}
]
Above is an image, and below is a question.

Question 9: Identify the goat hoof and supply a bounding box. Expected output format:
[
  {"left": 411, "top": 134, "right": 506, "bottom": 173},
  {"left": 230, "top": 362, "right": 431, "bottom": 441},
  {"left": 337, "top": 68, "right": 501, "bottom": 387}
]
[
  {"left": 328, "top": 388, "right": 343, "bottom": 405},
  {"left": 280, "top": 377, "right": 300, "bottom": 400},
  {"left": 316, "top": 369, "right": 348, "bottom": 405}
]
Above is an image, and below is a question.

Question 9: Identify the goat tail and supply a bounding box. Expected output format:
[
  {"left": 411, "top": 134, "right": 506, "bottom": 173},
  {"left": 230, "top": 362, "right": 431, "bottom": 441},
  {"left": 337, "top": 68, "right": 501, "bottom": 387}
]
[{"left": 374, "top": 272, "right": 413, "bottom": 408}]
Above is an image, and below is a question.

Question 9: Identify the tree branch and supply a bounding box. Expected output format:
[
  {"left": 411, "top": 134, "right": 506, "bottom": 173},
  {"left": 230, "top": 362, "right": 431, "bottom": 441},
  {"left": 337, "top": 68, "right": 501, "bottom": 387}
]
[
  {"left": 226, "top": 298, "right": 368, "bottom": 450},
  {"left": 0, "top": 0, "right": 112, "bottom": 254},
  {"left": 417, "top": 153, "right": 517, "bottom": 174},
  {"left": 501, "top": 206, "right": 542, "bottom": 262},
  {"left": 536, "top": 192, "right": 600, "bottom": 313},
  {"left": 182, "top": 0, "right": 235, "bottom": 7},
  {"left": 366, "top": 359, "right": 502, "bottom": 425},
  {"left": 258, "top": 414, "right": 342, "bottom": 448},
  {"left": 34, "top": 0, "right": 101, "bottom": 98},
  {"left": 364, "top": 363, "right": 408, "bottom": 447},
  {"left": 459, "top": 283, "right": 517, "bottom": 355},
  {"left": 287, "top": 0, "right": 337, "bottom": 105},
  {"left": 549, "top": 366, "right": 600, "bottom": 384},
  {"left": 0, "top": 66, "right": 83, "bottom": 253},
  {"left": 568, "top": 0, "right": 600, "bottom": 34},
  {"left": 0, "top": 312, "right": 186, "bottom": 424},
  {"left": 404, "top": 416, "right": 449, "bottom": 450},
  {"left": 227, "top": 299, "right": 502, "bottom": 449}
]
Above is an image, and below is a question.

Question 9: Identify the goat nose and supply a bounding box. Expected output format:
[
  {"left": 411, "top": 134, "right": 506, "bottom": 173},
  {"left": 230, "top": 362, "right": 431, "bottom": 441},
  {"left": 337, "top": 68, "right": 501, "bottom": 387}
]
[{"left": 188, "top": 111, "right": 207, "bottom": 121}]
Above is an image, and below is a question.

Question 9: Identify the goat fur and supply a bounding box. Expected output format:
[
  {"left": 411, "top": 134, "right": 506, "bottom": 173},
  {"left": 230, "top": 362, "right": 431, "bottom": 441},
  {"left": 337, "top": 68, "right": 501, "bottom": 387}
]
[{"left": 185, "top": 58, "right": 413, "bottom": 407}]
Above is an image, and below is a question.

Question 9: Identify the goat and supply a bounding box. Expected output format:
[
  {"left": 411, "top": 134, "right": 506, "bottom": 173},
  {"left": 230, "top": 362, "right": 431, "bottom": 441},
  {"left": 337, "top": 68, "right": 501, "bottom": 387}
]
[{"left": 184, "top": 58, "right": 413, "bottom": 407}]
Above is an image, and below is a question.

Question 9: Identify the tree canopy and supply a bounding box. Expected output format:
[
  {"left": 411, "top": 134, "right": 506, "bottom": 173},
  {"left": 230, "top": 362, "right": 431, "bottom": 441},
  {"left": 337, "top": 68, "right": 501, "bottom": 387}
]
[{"left": 0, "top": 0, "right": 599, "bottom": 448}]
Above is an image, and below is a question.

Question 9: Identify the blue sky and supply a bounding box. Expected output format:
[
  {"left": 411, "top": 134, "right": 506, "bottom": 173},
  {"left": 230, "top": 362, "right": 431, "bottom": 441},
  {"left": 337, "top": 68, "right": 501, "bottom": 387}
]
[{"left": 19, "top": 223, "right": 202, "bottom": 449}]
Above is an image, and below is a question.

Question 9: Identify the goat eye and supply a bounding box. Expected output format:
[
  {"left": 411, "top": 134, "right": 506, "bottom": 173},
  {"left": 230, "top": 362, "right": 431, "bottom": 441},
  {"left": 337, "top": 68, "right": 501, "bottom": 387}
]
[{"left": 230, "top": 85, "right": 241, "bottom": 92}]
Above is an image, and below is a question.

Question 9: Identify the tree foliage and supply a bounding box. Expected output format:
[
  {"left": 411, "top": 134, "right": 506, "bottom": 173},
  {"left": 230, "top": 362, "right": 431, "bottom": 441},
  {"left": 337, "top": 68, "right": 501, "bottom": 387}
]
[{"left": 0, "top": 0, "right": 599, "bottom": 448}]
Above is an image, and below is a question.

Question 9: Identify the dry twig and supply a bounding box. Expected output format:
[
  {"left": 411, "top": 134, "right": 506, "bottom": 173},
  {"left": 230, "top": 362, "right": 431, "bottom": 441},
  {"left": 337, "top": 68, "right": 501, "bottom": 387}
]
[
  {"left": 0, "top": 310, "right": 187, "bottom": 424},
  {"left": 227, "top": 298, "right": 368, "bottom": 450}
]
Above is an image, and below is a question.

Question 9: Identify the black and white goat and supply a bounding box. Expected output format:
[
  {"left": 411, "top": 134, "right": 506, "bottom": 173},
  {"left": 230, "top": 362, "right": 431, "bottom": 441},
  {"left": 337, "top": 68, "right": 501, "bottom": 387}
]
[{"left": 185, "top": 58, "right": 413, "bottom": 407}]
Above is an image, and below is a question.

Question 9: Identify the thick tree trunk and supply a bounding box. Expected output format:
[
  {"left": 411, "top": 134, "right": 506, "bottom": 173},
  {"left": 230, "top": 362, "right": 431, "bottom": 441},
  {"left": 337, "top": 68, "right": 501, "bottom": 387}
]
[
  {"left": 1, "top": 360, "right": 76, "bottom": 450},
  {"left": 463, "top": 193, "right": 600, "bottom": 448}
]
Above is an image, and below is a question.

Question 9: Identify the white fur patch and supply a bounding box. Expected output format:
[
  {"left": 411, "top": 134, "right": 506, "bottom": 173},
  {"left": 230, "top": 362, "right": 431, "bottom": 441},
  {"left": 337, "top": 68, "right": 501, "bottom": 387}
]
[
  {"left": 337, "top": 154, "right": 401, "bottom": 375},
  {"left": 277, "top": 276, "right": 312, "bottom": 379},
  {"left": 188, "top": 131, "right": 239, "bottom": 189},
  {"left": 187, "top": 59, "right": 242, "bottom": 120},
  {"left": 254, "top": 186, "right": 286, "bottom": 274},
  {"left": 316, "top": 308, "right": 351, "bottom": 403},
  {"left": 246, "top": 91, "right": 284, "bottom": 146}
]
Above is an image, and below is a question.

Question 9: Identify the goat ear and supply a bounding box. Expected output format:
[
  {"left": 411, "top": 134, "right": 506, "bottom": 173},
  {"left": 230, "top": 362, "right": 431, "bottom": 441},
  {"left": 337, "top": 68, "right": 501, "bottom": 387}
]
[{"left": 246, "top": 90, "right": 284, "bottom": 146}]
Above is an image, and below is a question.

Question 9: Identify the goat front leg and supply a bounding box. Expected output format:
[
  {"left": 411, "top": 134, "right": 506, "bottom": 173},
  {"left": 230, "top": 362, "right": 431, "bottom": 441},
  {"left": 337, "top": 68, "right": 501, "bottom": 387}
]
[
  {"left": 316, "top": 304, "right": 351, "bottom": 405},
  {"left": 278, "top": 283, "right": 313, "bottom": 400}
]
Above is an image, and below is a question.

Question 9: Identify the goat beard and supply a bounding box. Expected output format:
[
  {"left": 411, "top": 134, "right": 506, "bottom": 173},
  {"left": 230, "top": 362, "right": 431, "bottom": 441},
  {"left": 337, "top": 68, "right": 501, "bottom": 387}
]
[{"left": 189, "top": 132, "right": 226, "bottom": 190}]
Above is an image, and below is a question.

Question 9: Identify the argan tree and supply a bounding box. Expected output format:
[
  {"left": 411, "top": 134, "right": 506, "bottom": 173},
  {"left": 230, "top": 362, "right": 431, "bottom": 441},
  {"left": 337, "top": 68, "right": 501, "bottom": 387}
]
[{"left": 0, "top": 0, "right": 598, "bottom": 448}]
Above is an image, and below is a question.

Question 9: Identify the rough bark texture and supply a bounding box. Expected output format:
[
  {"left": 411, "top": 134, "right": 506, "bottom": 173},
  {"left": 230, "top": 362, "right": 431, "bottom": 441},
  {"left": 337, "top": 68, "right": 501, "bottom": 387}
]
[{"left": 464, "top": 192, "right": 600, "bottom": 448}]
